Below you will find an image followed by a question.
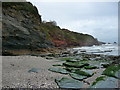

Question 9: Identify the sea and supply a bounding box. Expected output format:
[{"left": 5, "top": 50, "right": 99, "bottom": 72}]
[{"left": 72, "top": 44, "right": 119, "bottom": 56}]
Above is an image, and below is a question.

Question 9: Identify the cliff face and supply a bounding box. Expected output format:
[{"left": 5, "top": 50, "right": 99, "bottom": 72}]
[
  {"left": 2, "top": 2, "right": 53, "bottom": 52},
  {"left": 2, "top": 2, "right": 100, "bottom": 54}
]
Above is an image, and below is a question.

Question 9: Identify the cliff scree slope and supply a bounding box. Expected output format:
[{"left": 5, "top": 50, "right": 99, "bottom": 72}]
[{"left": 2, "top": 2, "right": 101, "bottom": 54}]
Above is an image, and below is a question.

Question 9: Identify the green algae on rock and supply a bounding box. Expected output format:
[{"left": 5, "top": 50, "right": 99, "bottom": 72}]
[
  {"left": 102, "top": 65, "right": 120, "bottom": 79},
  {"left": 55, "top": 77, "right": 84, "bottom": 89},
  {"left": 84, "top": 66, "right": 98, "bottom": 69},
  {"left": 65, "top": 66, "right": 79, "bottom": 72},
  {"left": 59, "top": 57, "right": 74, "bottom": 61},
  {"left": 69, "top": 73, "right": 87, "bottom": 80},
  {"left": 91, "top": 76, "right": 106, "bottom": 86},
  {"left": 90, "top": 76, "right": 118, "bottom": 88},
  {"left": 48, "top": 67, "right": 69, "bottom": 74},
  {"left": 73, "top": 70, "right": 94, "bottom": 77},
  {"left": 63, "top": 61, "right": 89, "bottom": 68}
]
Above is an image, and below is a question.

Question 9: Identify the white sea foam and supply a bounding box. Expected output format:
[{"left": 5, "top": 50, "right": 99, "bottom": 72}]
[{"left": 73, "top": 44, "right": 119, "bottom": 56}]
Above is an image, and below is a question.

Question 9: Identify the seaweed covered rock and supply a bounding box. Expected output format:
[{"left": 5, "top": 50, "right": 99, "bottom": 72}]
[
  {"left": 73, "top": 69, "right": 94, "bottom": 77},
  {"left": 69, "top": 73, "right": 87, "bottom": 80},
  {"left": 55, "top": 77, "right": 84, "bottom": 88},
  {"left": 102, "top": 65, "right": 120, "bottom": 79},
  {"left": 84, "top": 66, "right": 98, "bottom": 69},
  {"left": 90, "top": 76, "right": 118, "bottom": 88},
  {"left": 63, "top": 62, "right": 89, "bottom": 68},
  {"left": 48, "top": 67, "right": 69, "bottom": 74}
]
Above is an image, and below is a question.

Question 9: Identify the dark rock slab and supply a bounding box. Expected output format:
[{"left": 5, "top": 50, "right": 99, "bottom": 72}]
[
  {"left": 102, "top": 65, "right": 120, "bottom": 79},
  {"left": 55, "top": 77, "right": 84, "bottom": 89},
  {"left": 48, "top": 67, "right": 69, "bottom": 74},
  {"left": 90, "top": 76, "right": 118, "bottom": 88}
]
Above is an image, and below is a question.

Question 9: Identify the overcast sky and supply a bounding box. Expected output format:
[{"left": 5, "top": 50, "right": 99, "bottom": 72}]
[{"left": 27, "top": 1, "right": 118, "bottom": 43}]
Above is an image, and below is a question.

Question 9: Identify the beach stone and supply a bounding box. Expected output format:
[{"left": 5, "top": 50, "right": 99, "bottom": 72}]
[
  {"left": 46, "top": 57, "right": 54, "bottom": 60},
  {"left": 48, "top": 67, "right": 69, "bottom": 74},
  {"left": 55, "top": 77, "right": 84, "bottom": 88},
  {"left": 90, "top": 77, "right": 118, "bottom": 88},
  {"left": 28, "top": 68, "right": 40, "bottom": 73}
]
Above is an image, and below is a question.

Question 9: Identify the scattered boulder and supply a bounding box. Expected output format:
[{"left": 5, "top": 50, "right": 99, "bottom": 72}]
[
  {"left": 28, "top": 68, "right": 41, "bottom": 73},
  {"left": 48, "top": 67, "right": 69, "bottom": 74},
  {"left": 102, "top": 65, "right": 120, "bottom": 79},
  {"left": 63, "top": 62, "right": 89, "bottom": 68},
  {"left": 55, "top": 77, "right": 84, "bottom": 89},
  {"left": 69, "top": 73, "right": 87, "bottom": 80}
]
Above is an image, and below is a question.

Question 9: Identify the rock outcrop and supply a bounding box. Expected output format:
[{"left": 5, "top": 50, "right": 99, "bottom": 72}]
[
  {"left": 2, "top": 2, "right": 53, "bottom": 52},
  {"left": 2, "top": 2, "right": 101, "bottom": 55}
]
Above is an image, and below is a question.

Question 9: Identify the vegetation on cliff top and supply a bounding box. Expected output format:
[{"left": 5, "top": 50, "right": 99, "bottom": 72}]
[{"left": 39, "top": 21, "right": 99, "bottom": 47}]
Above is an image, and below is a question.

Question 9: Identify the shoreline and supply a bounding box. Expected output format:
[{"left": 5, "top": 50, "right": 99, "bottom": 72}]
[
  {"left": 2, "top": 45, "right": 120, "bottom": 88},
  {"left": 2, "top": 52, "right": 120, "bottom": 88}
]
